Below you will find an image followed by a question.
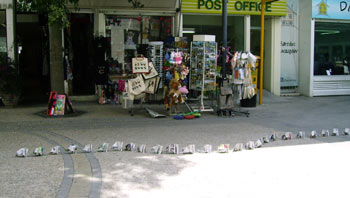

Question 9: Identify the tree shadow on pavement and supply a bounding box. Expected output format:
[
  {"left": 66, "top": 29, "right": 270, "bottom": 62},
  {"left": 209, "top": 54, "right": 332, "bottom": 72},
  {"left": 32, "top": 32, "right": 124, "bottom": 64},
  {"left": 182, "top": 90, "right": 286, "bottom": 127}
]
[{"left": 97, "top": 152, "right": 193, "bottom": 198}]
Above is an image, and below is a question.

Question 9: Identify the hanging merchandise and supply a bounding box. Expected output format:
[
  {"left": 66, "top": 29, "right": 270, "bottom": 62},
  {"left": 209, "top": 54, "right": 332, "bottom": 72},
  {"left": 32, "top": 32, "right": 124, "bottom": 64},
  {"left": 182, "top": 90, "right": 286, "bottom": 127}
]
[
  {"left": 163, "top": 48, "right": 191, "bottom": 114},
  {"left": 144, "top": 77, "right": 158, "bottom": 94},
  {"left": 231, "top": 51, "right": 257, "bottom": 100},
  {"left": 127, "top": 75, "right": 146, "bottom": 95},
  {"left": 132, "top": 56, "right": 149, "bottom": 74},
  {"left": 142, "top": 62, "right": 158, "bottom": 80}
]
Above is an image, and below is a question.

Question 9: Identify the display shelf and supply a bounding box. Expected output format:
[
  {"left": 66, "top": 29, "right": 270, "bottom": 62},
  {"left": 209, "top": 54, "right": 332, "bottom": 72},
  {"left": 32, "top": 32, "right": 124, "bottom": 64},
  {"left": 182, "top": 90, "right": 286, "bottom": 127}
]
[{"left": 190, "top": 41, "right": 217, "bottom": 112}]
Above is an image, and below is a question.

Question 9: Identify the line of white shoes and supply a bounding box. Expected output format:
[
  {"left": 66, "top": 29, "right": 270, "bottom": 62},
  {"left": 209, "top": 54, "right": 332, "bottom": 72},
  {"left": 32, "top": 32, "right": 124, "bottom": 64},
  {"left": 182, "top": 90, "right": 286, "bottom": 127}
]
[{"left": 16, "top": 128, "right": 350, "bottom": 158}]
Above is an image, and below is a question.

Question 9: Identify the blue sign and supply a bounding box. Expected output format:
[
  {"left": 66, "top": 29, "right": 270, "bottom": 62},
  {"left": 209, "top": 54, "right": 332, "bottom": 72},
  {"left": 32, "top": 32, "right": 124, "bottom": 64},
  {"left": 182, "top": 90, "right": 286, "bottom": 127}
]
[{"left": 312, "top": 0, "right": 350, "bottom": 20}]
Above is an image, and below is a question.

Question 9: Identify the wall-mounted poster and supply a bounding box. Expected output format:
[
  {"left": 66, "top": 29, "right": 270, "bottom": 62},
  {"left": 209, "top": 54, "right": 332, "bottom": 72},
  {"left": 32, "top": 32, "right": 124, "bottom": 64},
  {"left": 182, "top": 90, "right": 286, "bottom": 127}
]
[{"left": 124, "top": 30, "right": 139, "bottom": 50}]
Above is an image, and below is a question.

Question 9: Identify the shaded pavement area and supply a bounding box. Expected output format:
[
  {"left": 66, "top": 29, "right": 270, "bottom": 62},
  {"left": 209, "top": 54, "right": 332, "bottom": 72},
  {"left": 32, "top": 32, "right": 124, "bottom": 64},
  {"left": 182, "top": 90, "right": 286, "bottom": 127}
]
[{"left": 1, "top": 92, "right": 350, "bottom": 198}]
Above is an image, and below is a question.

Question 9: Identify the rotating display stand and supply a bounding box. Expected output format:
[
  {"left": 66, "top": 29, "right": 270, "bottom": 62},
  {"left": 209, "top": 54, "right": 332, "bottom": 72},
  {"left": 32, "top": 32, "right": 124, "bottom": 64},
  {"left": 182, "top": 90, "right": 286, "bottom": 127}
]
[{"left": 189, "top": 41, "right": 217, "bottom": 112}]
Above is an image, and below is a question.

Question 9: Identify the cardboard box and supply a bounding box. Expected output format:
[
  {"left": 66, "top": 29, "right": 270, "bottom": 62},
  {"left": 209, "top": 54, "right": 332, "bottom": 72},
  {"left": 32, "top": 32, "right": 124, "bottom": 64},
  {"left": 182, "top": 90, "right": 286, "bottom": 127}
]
[{"left": 193, "top": 35, "right": 216, "bottom": 42}]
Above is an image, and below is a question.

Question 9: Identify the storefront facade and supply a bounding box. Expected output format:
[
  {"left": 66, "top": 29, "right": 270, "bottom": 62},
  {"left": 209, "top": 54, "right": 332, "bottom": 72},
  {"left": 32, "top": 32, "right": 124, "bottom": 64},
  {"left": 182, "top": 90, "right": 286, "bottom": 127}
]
[
  {"left": 65, "top": 0, "right": 287, "bottom": 97},
  {"left": 0, "top": 0, "right": 15, "bottom": 60},
  {"left": 179, "top": 0, "right": 287, "bottom": 96},
  {"left": 299, "top": 0, "right": 350, "bottom": 96},
  {"left": 65, "top": 0, "right": 179, "bottom": 97}
]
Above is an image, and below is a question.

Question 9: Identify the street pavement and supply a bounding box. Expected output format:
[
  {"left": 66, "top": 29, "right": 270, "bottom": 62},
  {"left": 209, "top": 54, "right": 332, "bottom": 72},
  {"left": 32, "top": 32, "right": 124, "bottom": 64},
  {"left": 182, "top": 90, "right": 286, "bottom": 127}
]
[{"left": 0, "top": 92, "right": 350, "bottom": 198}]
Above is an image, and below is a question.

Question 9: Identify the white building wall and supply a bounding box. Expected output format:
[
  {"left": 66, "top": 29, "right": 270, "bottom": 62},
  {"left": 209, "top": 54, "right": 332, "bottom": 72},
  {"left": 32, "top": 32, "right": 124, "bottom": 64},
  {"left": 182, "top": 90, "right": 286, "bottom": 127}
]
[
  {"left": 264, "top": 17, "right": 282, "bottom": 96},
  {"left": 298, "top": 0, "right": 313, "bottom": 96}
]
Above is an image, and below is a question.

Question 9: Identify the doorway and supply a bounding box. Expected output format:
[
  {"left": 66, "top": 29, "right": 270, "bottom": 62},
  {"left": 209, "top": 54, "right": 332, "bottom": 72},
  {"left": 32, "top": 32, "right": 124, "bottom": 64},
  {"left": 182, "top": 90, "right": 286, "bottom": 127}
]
[{"left": 68, "top": 14, "right": 95, "bottom": 95}]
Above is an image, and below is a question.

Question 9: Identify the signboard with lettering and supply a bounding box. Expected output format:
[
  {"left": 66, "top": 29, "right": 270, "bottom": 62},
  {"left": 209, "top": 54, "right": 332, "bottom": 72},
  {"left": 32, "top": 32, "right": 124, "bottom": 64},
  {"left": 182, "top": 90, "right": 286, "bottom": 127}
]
[
  {"left": 181, "top": 0, "right": 287, "bottom": 16},
  {"left": 312, "top": 0, "right": 350, "bottom": 20}
]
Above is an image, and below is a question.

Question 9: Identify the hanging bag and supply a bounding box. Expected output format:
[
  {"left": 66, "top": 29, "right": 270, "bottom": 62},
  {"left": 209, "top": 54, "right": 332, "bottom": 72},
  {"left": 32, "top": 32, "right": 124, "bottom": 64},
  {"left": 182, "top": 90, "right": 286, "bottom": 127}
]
[
  {"left": 128, "top": 75, "right": 146, "bottom": 95},
  {"left": 142, "top": 62, "right": 158, "bottom": 79},
  {"left": 132, "top": 56, "right": 149, "bottom": 74}
]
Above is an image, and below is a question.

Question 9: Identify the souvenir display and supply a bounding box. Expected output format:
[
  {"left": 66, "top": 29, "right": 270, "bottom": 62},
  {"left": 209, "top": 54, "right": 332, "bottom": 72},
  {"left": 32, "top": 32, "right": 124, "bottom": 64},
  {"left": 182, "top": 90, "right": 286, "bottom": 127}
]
[{"left": 190, "top": 41, "right": 217, "bottom": 91}]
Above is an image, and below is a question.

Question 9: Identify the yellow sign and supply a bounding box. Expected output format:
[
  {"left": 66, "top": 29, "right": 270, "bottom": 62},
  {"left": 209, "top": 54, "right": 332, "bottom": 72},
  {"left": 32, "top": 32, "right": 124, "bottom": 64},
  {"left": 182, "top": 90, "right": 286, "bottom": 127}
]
[{"left": 181, "top": 0, "right": 287, "bottom": 16}]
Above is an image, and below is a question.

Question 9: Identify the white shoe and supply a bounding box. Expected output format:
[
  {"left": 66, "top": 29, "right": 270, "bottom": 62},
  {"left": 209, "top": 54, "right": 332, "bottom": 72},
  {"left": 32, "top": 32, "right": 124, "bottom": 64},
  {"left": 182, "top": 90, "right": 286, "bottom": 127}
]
[
  {"left": 67, "top": 144, "right": 77, "bottom": 154},
  {"left": 125, "top": 143, "right": 135, "bottom": 151},
  {"left": 166, "top": 144, "right": 179, "bottom": 154},
  {"left": 310, "top": 130, "right": 317, "bottom": 138},
  {"left": 282, "top": 132, "right": 292, "bottom": 140},
  {"left": 112, "top": 141, "right": 123, "bottom": 151},
  {"left": 182, "top": 144, "right": 195, "bottom": 154},
  {"left": 263, "top": 137, "right": 269, "bottom": 143},
  {"left": 203, "top": 144, "right": 212, "bottom": 153},
  {"left": 321, "top": 129, "right": 329, "bottom": 137},
  {"left": 33, "top": 147, "right": 44, "bottom": 156},
  {"left": 50, "top": 146, "right": 61, "bottom": 155},
  {"left": 217, "top": 144, "right": 229, "bottom": 153},
  {"left": 245, "top": 141, "right": 255, "bottom": 150},
  {"left": 332, "top": 128, "right": 339, "bottom": 136},
  {"left": 16, "top": 148, "right": 29, "bottom": 157},
  {"left": 151, "top": 145, "right": 163, "bottom": 155},
  {"left": 296, "top": 131, "right": 305, "bottom": 139},
  {"left": 270, "top": 133, "right": 277, "bottom": 141},
  {"left": 97, "top": 143, "right": 109, "bottom": 152},
  {"left": 233, "top": 143, "right": 244, "bottom": 152},
  {"left": 344, "top": 128, "right": 350, "bottom": 136},
  {"left": 255, "top": 139, "right": 263, "bottom": 148},
  {"left": 82, "top": 144, "right": 93, "bottom": 153},
  {"left": 137, "top": 144, "right": 146, "bottom": 153}
]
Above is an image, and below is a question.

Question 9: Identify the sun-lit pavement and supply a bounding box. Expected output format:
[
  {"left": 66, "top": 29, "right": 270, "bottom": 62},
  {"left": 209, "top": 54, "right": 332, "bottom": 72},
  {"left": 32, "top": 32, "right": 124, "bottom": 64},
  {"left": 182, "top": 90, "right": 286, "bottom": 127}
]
[
  {"left": 1, "top": 93, "right": 350, "bottom": 198},
  {"left": 99, "top": 142, "right": 350, "bottom": 198}
]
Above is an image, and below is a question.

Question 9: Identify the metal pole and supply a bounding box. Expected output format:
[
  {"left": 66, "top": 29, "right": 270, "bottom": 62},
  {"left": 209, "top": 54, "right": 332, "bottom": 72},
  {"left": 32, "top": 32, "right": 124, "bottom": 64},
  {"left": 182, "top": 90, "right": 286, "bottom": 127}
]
[
  {"left": 222, "top": 0, "right": 227, "bottom": 79},
  {"left": 259, "top": 0, "right": 265, "bottom": 105}
]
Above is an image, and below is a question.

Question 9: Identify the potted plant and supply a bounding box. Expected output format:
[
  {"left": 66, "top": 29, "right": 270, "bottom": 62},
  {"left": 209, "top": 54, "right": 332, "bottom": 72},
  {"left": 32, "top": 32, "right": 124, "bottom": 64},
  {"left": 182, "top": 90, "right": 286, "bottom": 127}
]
[{"left": 0, "top": 52, "right": 21, "bottom": 107}]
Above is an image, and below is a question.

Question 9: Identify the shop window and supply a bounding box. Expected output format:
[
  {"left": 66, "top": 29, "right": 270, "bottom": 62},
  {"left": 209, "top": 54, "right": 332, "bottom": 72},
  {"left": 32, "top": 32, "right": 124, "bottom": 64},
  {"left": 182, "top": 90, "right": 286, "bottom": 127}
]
[
  {"left": 0, "top": 11, "right": 6, "bottom": 53},
  {"left": 105, "top": 15, "right": 172, "bottom": 74},
  {"left": 250, "top": 15, "right": 261, "bottom": 56},
  {"left": 183, "top": 15, "right": 244, "bottom": 51},
  {"left": 314, "top": 22, "right": 350, "bottom": 75}
]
